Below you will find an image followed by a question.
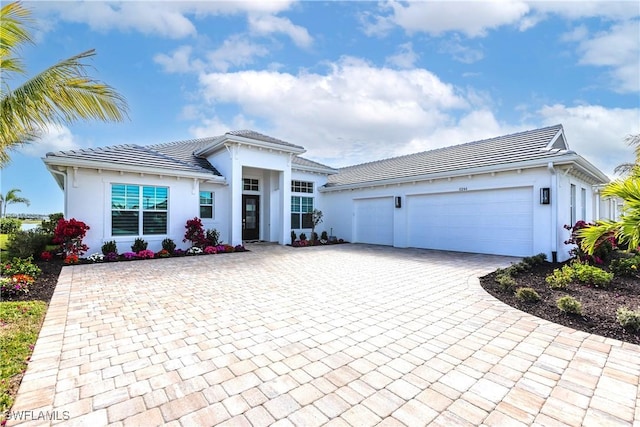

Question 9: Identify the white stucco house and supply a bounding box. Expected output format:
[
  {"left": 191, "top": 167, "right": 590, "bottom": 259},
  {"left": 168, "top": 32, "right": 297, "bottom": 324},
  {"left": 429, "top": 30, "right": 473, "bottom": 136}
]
[{"left": 43, "top": 124, "right": 612, "bottom": 262}]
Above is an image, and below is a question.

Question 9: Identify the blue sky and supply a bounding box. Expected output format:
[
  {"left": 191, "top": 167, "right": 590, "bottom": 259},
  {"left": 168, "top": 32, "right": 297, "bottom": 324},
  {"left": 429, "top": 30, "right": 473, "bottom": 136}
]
[{"left": 1, "top": 0, "right": 639, "bottom": 215}]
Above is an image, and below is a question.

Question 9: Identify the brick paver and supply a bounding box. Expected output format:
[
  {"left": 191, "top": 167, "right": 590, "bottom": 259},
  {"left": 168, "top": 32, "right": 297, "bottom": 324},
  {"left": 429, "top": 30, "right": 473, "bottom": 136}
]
[{"left": 7, "top": 244, "right": 640, "bottom": 426}]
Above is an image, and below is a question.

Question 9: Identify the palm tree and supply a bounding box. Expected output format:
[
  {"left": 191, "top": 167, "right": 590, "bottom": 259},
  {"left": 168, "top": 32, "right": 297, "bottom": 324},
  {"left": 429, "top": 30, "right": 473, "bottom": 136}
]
[
  {"left": 0, "top": 188, "right": 30, "bottom": 217},
  {"left": 0, "top": 1, "right": 128, "bottom": 165},
  {"left": 580, "top": 133, "right": 640, "bottom": 254}
]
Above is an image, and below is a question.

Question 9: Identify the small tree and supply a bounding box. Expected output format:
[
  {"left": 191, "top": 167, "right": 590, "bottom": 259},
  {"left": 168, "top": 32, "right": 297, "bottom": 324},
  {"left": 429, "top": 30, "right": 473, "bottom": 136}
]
[
  {"left": 53, "top": 218, "right": 90, "bottom": 256},
  {"left": 310, "top": 209, "right": 323, "bottom": 243},
  {"left": 184, "top": 217, "right": 207, "bottom": 248}
]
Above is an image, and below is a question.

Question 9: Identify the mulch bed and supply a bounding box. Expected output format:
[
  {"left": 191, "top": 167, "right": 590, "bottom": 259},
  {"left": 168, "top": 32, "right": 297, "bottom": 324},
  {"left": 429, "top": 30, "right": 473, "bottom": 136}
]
[
  {"left": 6, "top": 259, "right": 63, "bottom": 303},
  {"left": 480, "top": 262, "right": 640, "bottom": 345}
]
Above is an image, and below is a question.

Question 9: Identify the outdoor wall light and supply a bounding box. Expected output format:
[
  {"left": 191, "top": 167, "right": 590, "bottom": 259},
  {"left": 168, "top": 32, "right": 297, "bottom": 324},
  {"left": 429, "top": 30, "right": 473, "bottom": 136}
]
[
  {"left": 395, "top": 196, "right": 402, "bottom": 208},
  {"left": 540, "top": 187, "right": 550, "bottom": 204}
]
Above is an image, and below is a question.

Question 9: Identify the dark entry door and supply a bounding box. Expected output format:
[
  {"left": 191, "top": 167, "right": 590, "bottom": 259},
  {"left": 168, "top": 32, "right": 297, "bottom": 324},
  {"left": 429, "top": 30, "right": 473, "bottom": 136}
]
[{"left": 242, "top": 195, "right": 259, "bottom": 241}]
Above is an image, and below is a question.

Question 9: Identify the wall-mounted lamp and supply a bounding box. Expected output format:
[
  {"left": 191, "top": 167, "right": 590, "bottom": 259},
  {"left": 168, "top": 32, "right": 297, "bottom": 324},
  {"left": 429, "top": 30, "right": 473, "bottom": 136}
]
[
  {"left": 540, "top": 187, "right": 550, "bottom": 205},
  {"left": 395, "top": 196, "right": 402, "bottom": 208}
]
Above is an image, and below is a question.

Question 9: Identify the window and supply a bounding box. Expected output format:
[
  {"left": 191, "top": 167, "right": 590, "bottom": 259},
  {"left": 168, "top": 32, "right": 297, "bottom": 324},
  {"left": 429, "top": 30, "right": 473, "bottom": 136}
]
[
  {"left": 200, "top": 191, "right": 214, "bottom": 219},
  {"left": 112, "top": 184, "right": 168, "bottom": 236},
  {"left": 291, "top": 196, "right": 313, "bottom": 229},
  {"left": 291, "top": 180, "right": 313, "bottom": 193},
  {"left": 243, "top": 178, "right": 259, "bottom": 191},
  {"left": 570, "top": 184, "right": 576, "bottom": 225},
  {"left": 581, "top": 188, "right": 586, "bottom": 221}
]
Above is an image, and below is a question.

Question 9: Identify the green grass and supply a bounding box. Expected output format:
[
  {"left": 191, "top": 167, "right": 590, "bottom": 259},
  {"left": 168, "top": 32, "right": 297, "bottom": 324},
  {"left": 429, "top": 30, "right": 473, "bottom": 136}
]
[{"left": 0, "top": 301, "right": 47, "bottom": 419}]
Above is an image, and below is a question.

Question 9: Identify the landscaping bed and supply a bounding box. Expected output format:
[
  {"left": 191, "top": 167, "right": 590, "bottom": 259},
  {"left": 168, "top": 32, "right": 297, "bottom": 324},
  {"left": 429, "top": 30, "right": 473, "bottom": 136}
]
[{"left": 480, "top": 260, "right": 640, "bottom": 345}]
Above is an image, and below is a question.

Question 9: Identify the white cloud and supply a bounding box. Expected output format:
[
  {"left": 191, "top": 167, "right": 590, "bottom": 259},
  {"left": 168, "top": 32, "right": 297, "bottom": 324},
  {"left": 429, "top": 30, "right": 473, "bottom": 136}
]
[
  {"left": 17, "top": 124, "right": 82, "bottom": 157},
  {"left": 537, "top": 104, "right": 640, "bottom": 176},
  {"left": 248, "top": 14, "right": 313, "bottom": 48},
  {"left": 439, "top": 37, "right": 484, "bottom": 64},
  {"left": 529, "top": 1, "right": 640, "bottom": 21},
  {"left": 154, "top": 45, "right": 204, "bottom": 73},
  {"left": 574, "top": 20, "right": 640, "bottom": 93},
  {"left": 194, "top": 58, "right": 487, "bottom": 165},
  {"left": 206, "top": 35, "right": 270, "bottom": 72},
  {"left": 369, "top": 0, "right": 530, "bottom": 38},
  {"left": 37, "top": 1, "right": 299, "bottom": 39},
  {"left": 385, "top": 42, "right": 419, "bottom": 69}
]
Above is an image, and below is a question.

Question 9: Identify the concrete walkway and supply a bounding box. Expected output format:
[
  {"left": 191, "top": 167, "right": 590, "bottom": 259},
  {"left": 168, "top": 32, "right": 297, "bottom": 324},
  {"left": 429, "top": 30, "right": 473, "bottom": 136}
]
[{"left": 8, "top": 244, "right": 640, "bottom": 426}]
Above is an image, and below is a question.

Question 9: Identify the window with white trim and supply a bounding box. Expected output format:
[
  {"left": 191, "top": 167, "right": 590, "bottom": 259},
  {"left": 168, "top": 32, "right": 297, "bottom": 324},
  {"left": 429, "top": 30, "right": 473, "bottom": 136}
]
[
  {"left": 200, "top": 191, "right": 214, "bottom": 219},
  {"left": 291, "top": 180, "right": 313, "bottom": 193},
  {"left": 581, "top": 188, "right": 586, "bottom": 221},
  {"left": 112, "top": 184, "right": 168, "bottom": 236},
  {"left": 291, "top": 196, "right": 313, "bottom": 229}
]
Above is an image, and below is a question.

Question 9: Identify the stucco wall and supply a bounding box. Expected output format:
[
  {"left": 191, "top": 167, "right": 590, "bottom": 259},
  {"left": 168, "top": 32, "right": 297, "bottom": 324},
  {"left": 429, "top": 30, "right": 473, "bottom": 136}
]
[
  {"left": 321, "top": 166, "right": 599, "bottom": 262},
  {"left": 64, "top": 167, "right": 226, "bottom": 254}
]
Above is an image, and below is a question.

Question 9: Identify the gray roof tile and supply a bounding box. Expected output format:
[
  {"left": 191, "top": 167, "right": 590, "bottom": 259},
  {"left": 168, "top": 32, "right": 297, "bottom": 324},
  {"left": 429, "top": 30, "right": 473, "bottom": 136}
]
[
  {"left": 326, "top": 124, "right": 569, "bottom": 187},
  {"left": 292, "top": 156, "right": 337, "bottom": 172},
  {"left": 227, "top": 130, "right": 305, "bottom": 150},
  {"left": 45, "top": 143, "right": 222, "bottom": 176}
]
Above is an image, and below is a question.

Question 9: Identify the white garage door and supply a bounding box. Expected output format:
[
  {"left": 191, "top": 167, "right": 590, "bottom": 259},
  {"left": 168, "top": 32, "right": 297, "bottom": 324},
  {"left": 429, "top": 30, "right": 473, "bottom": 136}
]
[
  {"left": 407, "top": 187, "right": 533, "bottom": 256},
  {"left": 354, "top": 197, "right": 394, "bottom": 245}
]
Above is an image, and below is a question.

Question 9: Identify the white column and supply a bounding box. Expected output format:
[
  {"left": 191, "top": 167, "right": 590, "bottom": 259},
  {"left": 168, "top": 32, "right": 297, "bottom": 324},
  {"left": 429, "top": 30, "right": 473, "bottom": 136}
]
[
  {"left": 279, "top": 168, "right": 291, "bottom": 245},
  {"left": 230, "top": 149, "right": 243, "bottom": 246}
]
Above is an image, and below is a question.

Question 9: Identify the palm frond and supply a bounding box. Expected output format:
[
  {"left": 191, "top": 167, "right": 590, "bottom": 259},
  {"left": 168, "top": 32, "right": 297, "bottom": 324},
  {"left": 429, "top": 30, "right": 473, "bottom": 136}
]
[{"left": 1, "top": 49, "right": 129, "bottom": 152}]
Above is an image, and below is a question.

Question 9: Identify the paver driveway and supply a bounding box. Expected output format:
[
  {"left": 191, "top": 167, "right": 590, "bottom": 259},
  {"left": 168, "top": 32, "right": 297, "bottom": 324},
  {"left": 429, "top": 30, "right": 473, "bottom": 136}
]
[{"left": 8, "top": 244, "right": 640, "bottom": 426}]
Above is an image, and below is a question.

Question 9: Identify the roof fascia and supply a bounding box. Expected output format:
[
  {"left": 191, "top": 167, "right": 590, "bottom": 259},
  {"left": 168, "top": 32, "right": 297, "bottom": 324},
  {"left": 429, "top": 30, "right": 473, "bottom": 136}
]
[
  {"left": 293, "top": 164, "right": 339, "bottom": 175},
  {"left": 42, "top": 156, "right": 226, "bottom": 183},
  {"left": 195, "top": 134, "right": 306, "bottom": 157}
]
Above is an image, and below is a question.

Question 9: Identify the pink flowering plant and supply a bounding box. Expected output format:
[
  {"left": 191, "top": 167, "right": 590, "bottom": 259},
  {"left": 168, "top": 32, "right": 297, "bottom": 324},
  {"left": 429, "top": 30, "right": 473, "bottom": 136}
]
[
  {"left": 136, "top": 249, "right": 155, "bottom": 259},
  {"left": 204, "top": 246, "right": 217, "bottom": 254},
  {"left": 564, "top": 221, "right": 616, "bottom": 265},
  {"left": 0, "top": 274, "right": 33, "bottom": 297},
  {"left": 53, "top": 218, "right": 90, "bottom": 256}
]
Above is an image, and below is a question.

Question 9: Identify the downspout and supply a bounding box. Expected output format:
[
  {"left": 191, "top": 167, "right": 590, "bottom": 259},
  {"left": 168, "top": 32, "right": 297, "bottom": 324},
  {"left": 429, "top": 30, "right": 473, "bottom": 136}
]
[
  {"left": 46, "top": 166, "right": 68, "bottom": 216},
  {"left": 548, "top": 162, "right": 558, "bottom": 263}
]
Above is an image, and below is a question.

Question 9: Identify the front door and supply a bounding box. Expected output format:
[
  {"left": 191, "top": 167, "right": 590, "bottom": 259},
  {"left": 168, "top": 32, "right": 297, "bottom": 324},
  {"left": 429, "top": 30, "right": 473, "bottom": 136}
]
[{"left": 242, "top": 195, "right": 260, "bottom": 241}]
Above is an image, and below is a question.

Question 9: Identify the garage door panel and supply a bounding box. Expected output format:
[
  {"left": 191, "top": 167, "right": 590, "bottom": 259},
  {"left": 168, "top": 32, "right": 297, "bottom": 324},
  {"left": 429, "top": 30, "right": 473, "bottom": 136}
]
[
  {"left": 407, "top": 188, "right": 533, "bottom": 256},
  {"left": 354, "top": 197, "right": 393, "bottom": 246}
]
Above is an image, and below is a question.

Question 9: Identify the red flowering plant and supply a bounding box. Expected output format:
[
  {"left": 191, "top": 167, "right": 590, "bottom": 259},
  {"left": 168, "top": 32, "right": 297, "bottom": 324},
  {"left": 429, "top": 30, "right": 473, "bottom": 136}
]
[
  {"left": 564, "top": 220, "right": 616, "bottom": 265},
  {"left": 53, "top": 218, "right": 90, "bottom": 257},
  {"left": 184, "top": 217, "right": 207, "bottom": 248}
]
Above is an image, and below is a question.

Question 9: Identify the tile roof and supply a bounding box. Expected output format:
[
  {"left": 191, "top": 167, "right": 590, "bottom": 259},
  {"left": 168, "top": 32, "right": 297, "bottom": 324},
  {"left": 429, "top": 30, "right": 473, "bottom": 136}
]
[
  {"left": 292, "top": 156, "right": 337, "bottom": 172},
  {"left": 226, "top": 130, "right": 305, "bottom": 150},
  {"left": 326, "top": 124, "right": 571, "bottom": 187},
  {"left": 45, "top": 143, "right": 222, "bottom": 176}
]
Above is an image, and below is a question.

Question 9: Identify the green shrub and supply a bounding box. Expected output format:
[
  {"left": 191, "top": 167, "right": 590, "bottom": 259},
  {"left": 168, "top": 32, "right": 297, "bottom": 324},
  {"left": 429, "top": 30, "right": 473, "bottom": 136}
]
[
  {"left": 162, "top": 238, "right": 176, "bottom": 253},
  {"left": 101, "top": 240, "right": 118, "bottom": 255},
  {"left": 495, "top": 274, "right": 517, "bottom": 292},
  {"left": 2, "top": 256, "right": 41, "bottom": 279},
  {"left": 0, "top": 218, "right": 22, "bottom": 234},
  {"left": 131, "top": 238, "right": 148, "bottom": 253},
  {"left": 545, "top": 265, "right": 574, "bottom": 290},
  {"left": 205, "top": 229, "right": 221, "bottom": 246},
  {"left": 6, "top": 229, "right": 52, "bottom": 258},
  {"left": 616, "top": 307, "right": 640, "bottom": 332},
  {"left": 515, "top": 287, "right": 540, "bottom": 302},
  {"left": 321, "top": 231, "right": 328, "bottom": 241},
  {"left": 572, "top": 263, "right": 613, "bottom": 288},
  {"left": 299, "top": 233, "right": 307, "bottom": 241},
  {"left": 610, "top": 255, "right": 640, "bottom": 277},
  {"left": 291, "top": 230, "right": 297, "bottom": 244},
  {"left": 40, "top": 213, "right": 64, "bottom": 234},
  {"left": 521, "top": 253, "right": 547, "bottom": 268},
  {"left": 557, "top": 296, "right": 582, "bottom": 315}
]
